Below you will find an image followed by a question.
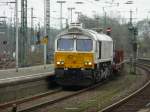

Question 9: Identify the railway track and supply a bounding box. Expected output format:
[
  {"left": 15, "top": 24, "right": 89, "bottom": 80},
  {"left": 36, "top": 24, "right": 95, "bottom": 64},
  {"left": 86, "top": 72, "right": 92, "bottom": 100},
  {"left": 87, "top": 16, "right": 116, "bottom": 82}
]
[
  {"left": 0, "top": 58, "right": 149, "bottom": 112},
  {"left": 0, "top": 82, "right": 104, "bottom": 112},
  {"left": 101, "top": 60, "right": 150, "bottom": 112},
  {"left": 0, "top": 88, "right": 62, "bottom": 112}
]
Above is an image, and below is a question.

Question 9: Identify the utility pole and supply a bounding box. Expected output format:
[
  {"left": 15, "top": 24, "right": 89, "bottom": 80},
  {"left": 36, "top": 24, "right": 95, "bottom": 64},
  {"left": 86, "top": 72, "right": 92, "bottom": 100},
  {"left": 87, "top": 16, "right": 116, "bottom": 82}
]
[
  {"left": 95, "top": 16, "right": 100, "bottom": 28},
  {"left": 75, "top": 11, "right": 81, "bottom": 22},
  {"left": 20, "top": 0, "right": 28, "bottom": 67},
  {"left": 129, "top": 10, "right": 134, "bottom": 73},
  {"left": 68, "top": 7, "right": 75, "bottom": 23},
  {"left": 133, "top": 27, "right": 138, "bottom": 74},
  {"left": 75, "top": 1, "right": 84, "bottom": 23},
  {"left": 65, "top": 18, "right": 68, "bottom": 28},
  {"left": 103, "top": 7, "right": 107, "bottom": 30},
  {"left": 44, "top": 0, "right": 50, "bottom": 68},
  {"left": 15, "top": 0, "right": 19, "bottom": 71},
  {"left": 128, "top": 10, "right": 137, "bottom": 74},
  {"left": 129, "top": 10, "right": 133, "bottom": 25},
  {"left": 57, "top": 1, "right": 66, "bottom": 30},
  {"left": 30, "top": 7, "right": 34, "bottom": 66}
]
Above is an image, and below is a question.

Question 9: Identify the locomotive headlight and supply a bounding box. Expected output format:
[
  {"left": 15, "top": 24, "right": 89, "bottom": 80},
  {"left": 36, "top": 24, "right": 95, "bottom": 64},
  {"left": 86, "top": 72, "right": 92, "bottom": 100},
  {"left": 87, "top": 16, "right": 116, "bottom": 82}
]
[
  {"left": 57, "top": 61, "right": 64, "bottom": 65},
  {"left": 88, "top": 62, "right": 92, "bottom": 65},
  {"left": 84, "top": 62, "right": 88, "bottom": 65},
  {"left": 57, "top": 61, "right": 60, "bottom": 65},
  {"left": 60, "top": 61, "right": 64, "bottom": 64},
  {"left": 84, "top": 61, "right": 92, "bottom": 66}
]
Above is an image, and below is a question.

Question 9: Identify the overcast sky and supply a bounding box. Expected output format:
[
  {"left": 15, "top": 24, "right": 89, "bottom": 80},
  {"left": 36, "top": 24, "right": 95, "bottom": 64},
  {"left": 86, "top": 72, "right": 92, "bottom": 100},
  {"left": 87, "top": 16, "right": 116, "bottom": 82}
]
[{"left": 0, "top": 0, "right": 150, "bottom": 28}]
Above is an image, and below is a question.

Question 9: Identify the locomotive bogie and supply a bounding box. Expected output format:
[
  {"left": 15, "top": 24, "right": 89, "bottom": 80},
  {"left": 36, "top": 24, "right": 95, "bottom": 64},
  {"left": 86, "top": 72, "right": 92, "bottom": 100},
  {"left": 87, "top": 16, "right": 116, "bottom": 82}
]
[{"left": 55, "top": 68, "right": 94, "bottom": 86}]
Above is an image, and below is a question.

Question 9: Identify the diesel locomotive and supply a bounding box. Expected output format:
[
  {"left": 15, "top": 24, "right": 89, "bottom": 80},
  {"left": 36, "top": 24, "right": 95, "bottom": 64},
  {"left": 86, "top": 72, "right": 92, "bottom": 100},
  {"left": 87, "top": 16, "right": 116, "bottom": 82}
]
[{"left": 54, "top": 23, "right": 118, "bottom": 87}]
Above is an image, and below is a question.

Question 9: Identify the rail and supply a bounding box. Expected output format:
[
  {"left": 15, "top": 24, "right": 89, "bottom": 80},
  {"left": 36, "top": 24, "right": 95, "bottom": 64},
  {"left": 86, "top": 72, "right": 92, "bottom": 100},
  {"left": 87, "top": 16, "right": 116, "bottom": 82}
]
[{"left": 100, "top": 58, "right": 150, "bottom": 112}]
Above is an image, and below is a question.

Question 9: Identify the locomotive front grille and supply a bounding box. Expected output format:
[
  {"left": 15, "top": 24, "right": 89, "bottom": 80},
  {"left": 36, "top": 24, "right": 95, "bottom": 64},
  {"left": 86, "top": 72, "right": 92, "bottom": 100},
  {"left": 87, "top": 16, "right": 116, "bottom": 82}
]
[
  {"left": 65, "top": 54, "right": 83, "bottom": 68},
  {"left": 55, "top": 52, "right": 94, "bottom": 69}
]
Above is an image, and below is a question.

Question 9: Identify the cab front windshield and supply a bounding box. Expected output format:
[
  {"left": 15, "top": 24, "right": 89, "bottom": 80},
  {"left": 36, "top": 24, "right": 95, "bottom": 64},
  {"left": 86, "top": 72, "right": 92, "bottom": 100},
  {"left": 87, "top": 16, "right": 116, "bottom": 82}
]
[
  {"left": 57, "top": 38, "right": 74, "bottom": 51},
  {"left": 76, "top": 39, "right": 93, "bottom": 51},
  {"left": 57, "top": 35, "right": 93, "bottom": 51}
]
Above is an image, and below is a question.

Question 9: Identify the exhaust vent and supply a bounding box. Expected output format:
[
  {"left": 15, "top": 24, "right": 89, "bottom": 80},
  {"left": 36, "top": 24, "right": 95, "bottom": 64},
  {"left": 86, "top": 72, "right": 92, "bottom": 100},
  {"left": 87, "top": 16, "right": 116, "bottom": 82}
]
[{"left": 69, "top": 23, "right": 82, "bottom": 28}]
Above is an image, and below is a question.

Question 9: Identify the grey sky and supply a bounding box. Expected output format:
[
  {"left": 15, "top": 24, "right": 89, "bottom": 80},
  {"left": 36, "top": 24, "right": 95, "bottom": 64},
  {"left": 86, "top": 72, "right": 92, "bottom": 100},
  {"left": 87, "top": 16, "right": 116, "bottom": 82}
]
[{"left": 0, "top": 0, "right": 150, "bottom": 28}]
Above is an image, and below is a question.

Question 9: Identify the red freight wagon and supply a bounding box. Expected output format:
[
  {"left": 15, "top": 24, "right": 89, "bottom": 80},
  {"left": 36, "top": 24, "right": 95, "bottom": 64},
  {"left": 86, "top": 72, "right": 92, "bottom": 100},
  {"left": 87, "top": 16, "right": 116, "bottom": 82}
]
[{"left": 113, "top": 49, "right": 124, "bottom": 73}]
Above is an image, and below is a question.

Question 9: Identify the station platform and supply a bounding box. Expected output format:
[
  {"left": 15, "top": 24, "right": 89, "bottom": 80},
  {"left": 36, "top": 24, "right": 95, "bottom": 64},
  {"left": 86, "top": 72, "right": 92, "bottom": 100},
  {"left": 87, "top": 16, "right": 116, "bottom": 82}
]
[
  {"left": 0, "top": 64, "right": 54, "bottom": 84},
  {"left": 0, "top": 64, "right": 55, "bottom": 103},
  {"left": 138, "top": 108, "right": 150, "bottom": 112}
]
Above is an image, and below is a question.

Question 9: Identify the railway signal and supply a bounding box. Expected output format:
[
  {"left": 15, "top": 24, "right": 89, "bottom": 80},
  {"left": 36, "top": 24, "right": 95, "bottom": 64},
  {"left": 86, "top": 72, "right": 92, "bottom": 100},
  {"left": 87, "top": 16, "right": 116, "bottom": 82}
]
[
  {"left": 41, "top": 36, "right": 48, "bottom": 44},
  {"left": 106, "top": 27, "right": 112, "bottom": 36},
  {"left": 37, "top": 31, "right": 40, "bottom": 42},
  {"left": 36, "top": 36, "right": 48, "bottom": 45},
  {"left": 3, "top": 41, "right": 7, "bottom": 45},
  {"left": 134, "top": 27, "right": 138, "bottom": 36}
]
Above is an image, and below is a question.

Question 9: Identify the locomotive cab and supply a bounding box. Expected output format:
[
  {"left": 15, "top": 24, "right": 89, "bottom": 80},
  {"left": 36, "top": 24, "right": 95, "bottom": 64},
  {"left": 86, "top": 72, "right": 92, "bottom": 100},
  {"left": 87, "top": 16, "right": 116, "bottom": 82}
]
[{"left": 54, "top": 23, "right": 113, "bottom": 87}]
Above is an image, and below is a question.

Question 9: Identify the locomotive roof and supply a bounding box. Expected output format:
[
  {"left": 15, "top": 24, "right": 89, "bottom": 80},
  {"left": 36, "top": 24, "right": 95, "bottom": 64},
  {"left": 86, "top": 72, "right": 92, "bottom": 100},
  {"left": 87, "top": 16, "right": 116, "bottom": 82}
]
[
  {"left": 87, "top": 29, "right": 112, "bottom": 41},
  {"left": 56, "top": 26, "right": 112, "bottom": 42}
]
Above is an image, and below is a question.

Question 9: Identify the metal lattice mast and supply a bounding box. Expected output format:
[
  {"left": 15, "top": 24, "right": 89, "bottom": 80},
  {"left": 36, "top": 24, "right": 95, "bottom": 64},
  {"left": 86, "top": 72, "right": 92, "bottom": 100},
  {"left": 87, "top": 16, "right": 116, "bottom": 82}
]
[
  {"left": 31, "top": 7, "right": 33, "bottom": 45},
  {"left": 20, "top": 0, "right": 28, "bottom": 66},
  {"left": 57, "top": 1, "right": 66, "bottom": 30},
  {"left": 44, "top": 0, "right": 50, "bottom": 36},
  {"left": 44, "top": 0, "right": 50, "bottom": 67}
]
